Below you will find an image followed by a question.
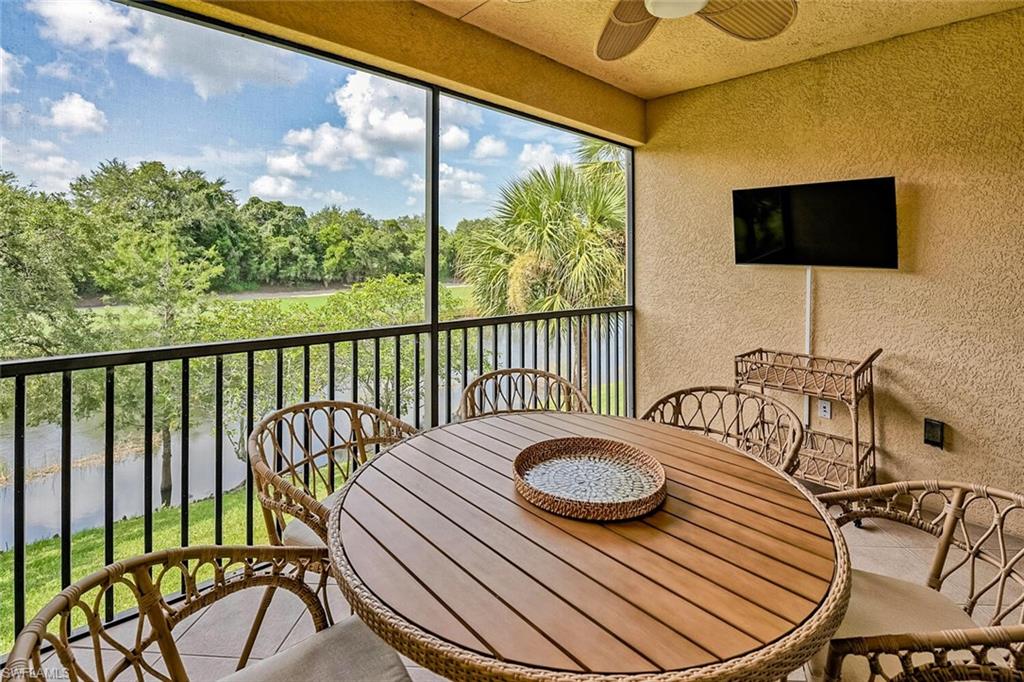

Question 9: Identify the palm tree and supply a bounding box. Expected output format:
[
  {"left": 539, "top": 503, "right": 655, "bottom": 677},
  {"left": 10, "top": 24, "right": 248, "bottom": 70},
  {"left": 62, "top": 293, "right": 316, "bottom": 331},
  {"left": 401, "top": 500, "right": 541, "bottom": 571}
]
[
  {"left": 574, "top": 138, "right": 628, "bottom": 180},
  {"left": 458, "top": 160, "right": 626, "bottom": 392}
]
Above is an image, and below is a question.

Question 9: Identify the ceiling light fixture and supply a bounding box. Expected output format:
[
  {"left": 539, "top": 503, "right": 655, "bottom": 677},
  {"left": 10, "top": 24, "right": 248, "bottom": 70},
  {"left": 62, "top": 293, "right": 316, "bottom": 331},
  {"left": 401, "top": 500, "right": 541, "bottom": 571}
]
[{"left": 643, "top": 0, "right": 710, "bottom": 19}]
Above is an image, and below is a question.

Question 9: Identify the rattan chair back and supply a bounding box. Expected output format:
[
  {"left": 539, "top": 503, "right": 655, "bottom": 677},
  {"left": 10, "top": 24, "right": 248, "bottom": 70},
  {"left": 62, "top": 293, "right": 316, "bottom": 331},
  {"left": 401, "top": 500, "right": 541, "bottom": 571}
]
[
  {"left": 822, "top": 480, "right": 1024, "bottom": 625},
  {"left": 458, "top": 368, "right": 592, "bottom": 420},
  {"left": 818, "top": 481, "right": 1024, "bottom": 681},
  {"left": 248, "top": 401, "right": 416, "bottom": 545},
  {"left": 5, "top": 545, "right": 328, "bottom": 682},
  {"left": 641, "top": 386, "right": 803, "bottom": 474}
]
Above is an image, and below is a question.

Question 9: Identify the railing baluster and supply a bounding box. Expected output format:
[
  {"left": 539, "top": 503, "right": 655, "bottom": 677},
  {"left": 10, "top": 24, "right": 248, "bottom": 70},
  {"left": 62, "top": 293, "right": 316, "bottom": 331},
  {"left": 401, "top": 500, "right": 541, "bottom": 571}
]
[
  {"left": 461, "top": 327, "right": 468, "bottom": 400},
  {"left": 566, "top": 317, "right": 573, "bottom": 388},
  {"left": 576, "top": 316, "right": 584, "bottom": 393},
  {"left": 104, "top": 366, "right": 115, "bottom": 621},
  {"left": 13, "top": 375, "right": 26, "bottom": 636},
  {"left": 543, "top": 319, "right": 549, "bottom": 375},
  {"left": 180, "top": 359, "right": 189, "bottom": 551},
  {"left": 555, "top": 318, "right": 562, "bottom": 406},
  {"left": 245, "top": 351, "right": 254, "bottom": 544},
  {"left": 413, "top": 334, "right": 421, "bottom": 429},
  {"left": 302, "top": 345, "right": 311, "bottom": 489},
  {"left": 214, "top": 356, "right": 224, "bottom": 545},
  {"left": 61, "top": 371, "right": 72, "bottom": 592},
  {"left": 532, "top": 320, "right": 538, "bottom": 369},
  {"left": 144, "top": 363, "right": 154, "bottom": 552},
  {"left": 394, "top": 335, "right": 402, "bottom": 419},
  {"left": 352, "top": 340, "right": 359, "bottom": 403},
  {"left": 531, "top": 322, "right": 539, "bottom": 409},
  {"left": 476, "top": 326, "right": 484, "bottom": 380},
  {"left": 328, "top": 343, "right": 336, "bottom": 490},
  {"left": 373, "top": 337, "right": 381, "bottom": 412},
  {"left": 275, "top": 349, "right": 284, "bottom": 474},
  {"left": 491, "top": 324, "right": 498, "bottom": 374},
  {"left": 614, "top": 312, "right": 621, "bottom": 415},
  {"left": 444, "top": 329, "right": 452, "bottom": 423},
  {"left": 504, "top": 322, "right": 511, "bottom": 371},
  {"left": 602, "top": 311, "right": 610, "bottom": 413}
]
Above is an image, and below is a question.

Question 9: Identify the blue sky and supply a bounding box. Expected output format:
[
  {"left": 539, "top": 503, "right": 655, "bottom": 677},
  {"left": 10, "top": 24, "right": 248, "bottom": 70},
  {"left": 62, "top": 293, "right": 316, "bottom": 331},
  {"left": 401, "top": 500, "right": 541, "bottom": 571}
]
[{"left": 0, "top": 0, "right": 586, "bottom": 227}]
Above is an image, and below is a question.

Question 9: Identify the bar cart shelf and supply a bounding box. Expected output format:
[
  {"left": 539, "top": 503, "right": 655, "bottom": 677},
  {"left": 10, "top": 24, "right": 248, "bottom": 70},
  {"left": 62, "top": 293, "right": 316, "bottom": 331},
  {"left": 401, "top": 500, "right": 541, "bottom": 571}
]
[{"left": 735, "top": 348, "right": 882, "bottom": 490}]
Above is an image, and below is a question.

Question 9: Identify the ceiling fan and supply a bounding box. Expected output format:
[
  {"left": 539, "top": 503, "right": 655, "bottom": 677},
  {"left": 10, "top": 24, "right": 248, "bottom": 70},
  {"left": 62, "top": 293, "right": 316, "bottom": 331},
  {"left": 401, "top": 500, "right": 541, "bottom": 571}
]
[{"left": 597, "top": 0, "right": 798, "bottom": 61}]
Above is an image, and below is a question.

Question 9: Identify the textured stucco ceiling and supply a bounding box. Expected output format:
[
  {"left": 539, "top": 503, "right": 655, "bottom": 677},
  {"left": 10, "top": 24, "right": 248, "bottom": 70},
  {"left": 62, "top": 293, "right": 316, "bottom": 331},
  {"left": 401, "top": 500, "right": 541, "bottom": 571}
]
[{"left": 413, "top": 0, "right": 1024, "bottom": 99}]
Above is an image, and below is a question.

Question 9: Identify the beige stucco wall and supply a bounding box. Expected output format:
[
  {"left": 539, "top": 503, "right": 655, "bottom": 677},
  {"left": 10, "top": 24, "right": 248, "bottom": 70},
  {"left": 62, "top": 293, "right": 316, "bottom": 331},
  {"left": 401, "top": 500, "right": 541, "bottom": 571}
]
[
  {"left": 636, "top": 9, "right": 1024, "bottom": 490},
  {"left": 160, "top": 0, "right": 645, "bottom": 145}
]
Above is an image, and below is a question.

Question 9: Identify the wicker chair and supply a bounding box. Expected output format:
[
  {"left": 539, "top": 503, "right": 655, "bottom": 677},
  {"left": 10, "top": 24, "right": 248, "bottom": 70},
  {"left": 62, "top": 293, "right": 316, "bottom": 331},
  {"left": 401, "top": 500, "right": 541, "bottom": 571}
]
[
  {"left": 814, "top": 481, "right": 1024, "bottom": 681},
  {"left": 4, "top": 545, "right": 411, "bottom": 682},
  {"left": 640, "top": 386, "right": 803, "bottom": 475},
  {"left": 248, "top": 401, "right": 417, "bottom": 548},
  {"left": 457, "top": 368, "right": 592, "bottom": 420}
]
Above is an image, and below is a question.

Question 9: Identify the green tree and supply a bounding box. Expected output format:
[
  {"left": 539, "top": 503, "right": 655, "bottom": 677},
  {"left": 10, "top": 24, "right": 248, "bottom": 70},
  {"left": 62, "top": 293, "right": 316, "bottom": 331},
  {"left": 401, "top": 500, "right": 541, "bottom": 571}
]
[
  {"left": 70, "top": 160, "right": 245, "bottom": 291},
  {"left": 0, "top": 172, "right": 98, "bottom": 360},
  {"left": 238, "top": 197, "right": 319, "bottom": 285},
  {"left": 457, "top": 163, "right": 625, "bottom": 389},
  {"left": 574, "top": 138, "right": 628, "bottom": 181}
]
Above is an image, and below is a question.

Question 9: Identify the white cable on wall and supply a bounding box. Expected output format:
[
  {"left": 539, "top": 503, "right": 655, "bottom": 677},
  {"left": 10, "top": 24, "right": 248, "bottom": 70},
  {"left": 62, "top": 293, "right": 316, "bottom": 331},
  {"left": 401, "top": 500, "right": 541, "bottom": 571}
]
[{"left": 803, "top": 266, "right": 813, "bottom": 426}]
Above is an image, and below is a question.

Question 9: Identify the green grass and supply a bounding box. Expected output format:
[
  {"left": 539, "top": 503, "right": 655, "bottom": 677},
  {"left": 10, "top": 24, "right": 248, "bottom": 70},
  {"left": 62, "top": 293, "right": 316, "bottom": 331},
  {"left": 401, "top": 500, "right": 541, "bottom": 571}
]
[
  {"left": 0, "top": 485, "right": 268, "bottom": 653},
  {"left": 591, "top": 380, "right": 628, "bottom": 415},
  {"left": 88, "top": 282, "right": 478, "bottom": 318}
]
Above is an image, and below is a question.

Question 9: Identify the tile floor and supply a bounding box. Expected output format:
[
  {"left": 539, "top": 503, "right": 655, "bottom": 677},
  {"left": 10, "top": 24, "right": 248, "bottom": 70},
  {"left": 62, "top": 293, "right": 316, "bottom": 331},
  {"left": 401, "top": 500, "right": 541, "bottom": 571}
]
[{"left": 34, "top": 518, "right": 1020, "bottom": 682}]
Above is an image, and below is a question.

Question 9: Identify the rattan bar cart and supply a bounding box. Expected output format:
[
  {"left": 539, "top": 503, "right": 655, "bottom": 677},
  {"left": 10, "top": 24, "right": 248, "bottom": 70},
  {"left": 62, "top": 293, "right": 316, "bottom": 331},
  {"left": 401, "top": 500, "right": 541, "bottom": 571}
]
[{"left": 735, "top": 348, "right": 882, "bottom": 490}]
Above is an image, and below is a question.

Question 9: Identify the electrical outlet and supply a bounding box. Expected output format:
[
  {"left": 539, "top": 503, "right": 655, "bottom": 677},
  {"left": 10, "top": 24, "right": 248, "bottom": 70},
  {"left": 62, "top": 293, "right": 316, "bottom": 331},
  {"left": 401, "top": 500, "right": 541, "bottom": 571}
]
[{"left": 817, "top": 399, "right": 832, "bottom": 420}]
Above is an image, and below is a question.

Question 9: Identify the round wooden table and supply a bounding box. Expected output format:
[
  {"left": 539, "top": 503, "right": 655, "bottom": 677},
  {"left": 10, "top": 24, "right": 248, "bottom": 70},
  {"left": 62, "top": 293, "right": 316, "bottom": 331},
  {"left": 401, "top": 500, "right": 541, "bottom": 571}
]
[{"left": 327, "top": 412, "right": 850, "bottom": 681}]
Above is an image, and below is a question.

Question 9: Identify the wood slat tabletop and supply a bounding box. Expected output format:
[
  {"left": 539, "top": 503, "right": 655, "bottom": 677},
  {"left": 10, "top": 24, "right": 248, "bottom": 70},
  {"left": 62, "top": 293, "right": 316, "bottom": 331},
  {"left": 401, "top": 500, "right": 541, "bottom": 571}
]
[{"left": 328, "top": 412, "right": 849, "bottom": 681}]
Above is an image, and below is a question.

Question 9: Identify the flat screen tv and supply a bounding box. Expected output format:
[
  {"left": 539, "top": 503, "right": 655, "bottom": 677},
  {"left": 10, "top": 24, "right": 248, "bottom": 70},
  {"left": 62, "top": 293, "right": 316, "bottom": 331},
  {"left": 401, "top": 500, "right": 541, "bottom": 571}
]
[{"left": 733, "top": 176, "right": 898, "bottom": 268}]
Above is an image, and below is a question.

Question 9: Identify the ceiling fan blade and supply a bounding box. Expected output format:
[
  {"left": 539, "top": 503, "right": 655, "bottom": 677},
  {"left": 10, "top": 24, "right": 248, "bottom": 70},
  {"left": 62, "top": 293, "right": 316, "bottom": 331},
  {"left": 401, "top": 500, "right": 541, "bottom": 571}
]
[
  {"left": 697, "top": 0, "right": 797, "bottom": 40},
  {"left": 596, "top": 0, "right": 660, "bottom": 61}
]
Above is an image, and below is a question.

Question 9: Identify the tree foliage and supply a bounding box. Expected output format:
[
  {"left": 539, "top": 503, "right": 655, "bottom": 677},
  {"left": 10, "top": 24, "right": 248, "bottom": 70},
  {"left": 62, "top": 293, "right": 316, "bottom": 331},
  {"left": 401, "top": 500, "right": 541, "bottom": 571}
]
[{"left": 458, "top": 161, "right": 626, "bottom": 315}]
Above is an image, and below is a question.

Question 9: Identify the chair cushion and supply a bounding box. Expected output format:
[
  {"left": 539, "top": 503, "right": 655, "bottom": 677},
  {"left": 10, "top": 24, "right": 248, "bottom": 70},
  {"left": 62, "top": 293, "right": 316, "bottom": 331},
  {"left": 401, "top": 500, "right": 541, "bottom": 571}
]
[
  {"left": 221, "top": 615, "right": 411, "bottom": 682},
  {"left": 808, "top": 569, "right": 979, "bottom": 681},
  {"left": 281, "top": 488, "right": 345, "bottom": 548}
]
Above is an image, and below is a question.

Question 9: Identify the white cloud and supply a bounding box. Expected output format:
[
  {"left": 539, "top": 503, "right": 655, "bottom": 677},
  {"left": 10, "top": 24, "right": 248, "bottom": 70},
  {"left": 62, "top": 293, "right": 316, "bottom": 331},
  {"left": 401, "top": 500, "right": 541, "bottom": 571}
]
[
  {"left": 266, "top": 151, "right": 310, "bottom": 177},
  {"left": 1, "top": 48, "right": 28, "bottom": 94},
  {"left": 284, "top": 122, "right": 360, "bottom": 171},
  {"left": 472, "top": 135, "right": 508, "bottom": 159},
  {"left": 282, "top": 72, "right": 428, "bottom": 179},
  {"left": 28, "top": 138, "right": 60, "bottom": 154},
  {"left": 328, "top": 72, "right": 424, "bottom": 149},
  {"left": 139, "top": 144, "right": 264, "bottom": 172},
  {"left": 28, "top": 0, "right": 132, "bottom": 50},
  {"left": 373, "top": 156, "right": 408, "bottom": 178},
  {"left": 249, "top": 175, "right": 303, "bottom": 201},
  {"left": 27, "top": 0, "right": 308, "bottom": 99},
  {"left": 36, "top": 59, "right": 75, "bottom": 81},
  {"left": 518, "top": 142, "right": 571, "bottom": 172},
  {"left": 316, "top": 189, "right": 351, "bottom": 205},
  {"left": 248, "top": 175, "right": 352, "bottom": 206},
  {"left": 440, "top": 125, "right": 470, "bottom": 151},
  {"left": 405, "top": 163, "right": 486, "bottom": 203},
  {"left": 2, "top": 136, "right": 84, "bottom": 192},
  {"left": 440, "top": 97, "right": 483, "bottom": 128},
  {"left": 43, "top": 92, "right": 107, "bottom": 134},
  {"left": 2, "top": 104, "right": 27, "bottom": 128}
]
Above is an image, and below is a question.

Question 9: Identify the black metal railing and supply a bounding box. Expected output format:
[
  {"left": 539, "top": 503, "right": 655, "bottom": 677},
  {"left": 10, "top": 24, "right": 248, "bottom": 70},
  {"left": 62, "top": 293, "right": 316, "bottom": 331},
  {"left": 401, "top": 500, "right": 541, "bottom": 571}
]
[{"left": 0, "top": 305, "right": 632, "bottom": 652}]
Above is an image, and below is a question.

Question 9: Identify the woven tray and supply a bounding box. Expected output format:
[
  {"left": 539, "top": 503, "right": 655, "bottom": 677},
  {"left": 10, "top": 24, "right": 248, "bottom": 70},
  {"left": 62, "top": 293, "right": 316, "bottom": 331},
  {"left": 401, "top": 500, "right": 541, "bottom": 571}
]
[{"left": 513, "top": 437, "right": 666, "bottom": 521}]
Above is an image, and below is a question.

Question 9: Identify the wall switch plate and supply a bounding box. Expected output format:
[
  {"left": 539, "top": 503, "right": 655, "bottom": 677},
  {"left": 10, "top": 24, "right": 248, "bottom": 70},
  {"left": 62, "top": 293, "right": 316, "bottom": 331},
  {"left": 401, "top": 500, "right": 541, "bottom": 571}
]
[
  {"left": 924, "top": 418, "right": 945, "bottom": 448},
  {"left": 817, "top": 399, "right": 832, "bottom": 420}
]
